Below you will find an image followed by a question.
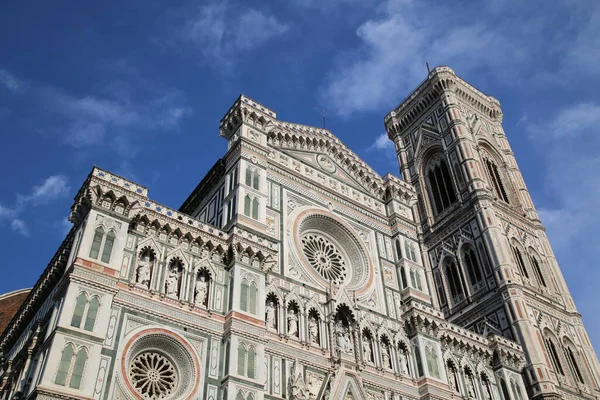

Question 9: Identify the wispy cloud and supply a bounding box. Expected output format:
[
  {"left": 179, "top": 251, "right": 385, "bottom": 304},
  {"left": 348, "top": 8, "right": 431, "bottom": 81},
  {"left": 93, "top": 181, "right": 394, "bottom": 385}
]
[
  {"left": 10, "top": 219, "right": 28, "bottom": 236},
  {"left": 526, "top": 102, "right": 600, "bottom": 348},
  {"left": 320, "top": 0, "right": 600, "bottom": 115},
  {"left": 367, "top": 132, "right": 396, "bottom": 161},
  {"left": 0, "top": 175, "right": 71, "bottom": 237},
  {"left": 181, "top": 2, "right": 289, "bottom": 71},
  {"left": 0, "top": 69, "right": 25, "bottom": 93}
]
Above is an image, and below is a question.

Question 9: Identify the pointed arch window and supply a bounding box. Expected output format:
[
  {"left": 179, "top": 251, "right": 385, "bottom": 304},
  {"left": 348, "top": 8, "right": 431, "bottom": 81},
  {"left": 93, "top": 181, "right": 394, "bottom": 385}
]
[
  {"left": 484, "top": 159, "right": 509, "bottom": 203},
  {"left": 410, "top": 269, "right": 422, "bottom": 291},
  {"left": 511, "top": 245, "right": 529, "bottom": 279},
  {"left": 434, "top": 270, "right": 447, "bottom": 306},
  {"left": 71, "top": 293, "right": 100, "bottom": 332},
  {"left": 236, "top": 392, "right": 245, "bottom": 400},
  {"left": 426, "top": 158, "right": 457, "bottom": 215},
  {"left": 55, "top": 345, "right": 87, "bottom": 389},
  {"left": 400, "top": 266, "right": 408, "bottom": 290},
  {"left": 89, "top": 226, "right": 117, "bottom": 264},
  {"left": 395, "top": 239, "right": 402, "bottom": 260},
  {"left": 564, "top": 343, "right": 585, "bottom": 384},
  {"left": 528, "top": 252, "right": 547, "bottom": 287},
  {"left": 544, "top": 335, "right": 565, "bottom": 376},
  {"left": 237, "top": 343, "right": 246, "bottom": 376},
  {"left": 252, "top": 198, "right": 259, "bottom": 220},
  {"left": 240, "top": 280, "right": 258, "bottom": 315},
  {"left": 245, "top": 168, "right": 260, "bottom": 190},
  {"left": 463, "top": 246, "right": 483, "bottom": 286},
  {"left": 237, "top": 342, "right": 256, "bottom": 379},
  {"left": 445, "top": 260, "right": 464, "bottom": 302}
]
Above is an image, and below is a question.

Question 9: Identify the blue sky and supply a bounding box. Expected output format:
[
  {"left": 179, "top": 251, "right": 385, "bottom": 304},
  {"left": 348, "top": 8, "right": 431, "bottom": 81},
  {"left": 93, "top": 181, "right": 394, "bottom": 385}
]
[{"left": 1, "top": 0, "right": 599, "bottom": 350}]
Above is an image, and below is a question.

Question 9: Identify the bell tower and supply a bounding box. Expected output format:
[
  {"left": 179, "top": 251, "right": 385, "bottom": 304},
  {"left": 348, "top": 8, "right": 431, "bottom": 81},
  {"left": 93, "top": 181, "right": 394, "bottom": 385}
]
[{"left": 385, "top": 66, "right": 600, "bottom": 400}]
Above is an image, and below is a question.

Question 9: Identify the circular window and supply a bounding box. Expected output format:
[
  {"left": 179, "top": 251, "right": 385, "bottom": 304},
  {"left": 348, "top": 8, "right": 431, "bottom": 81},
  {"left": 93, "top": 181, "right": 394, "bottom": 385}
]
[
  {"left": 292, "top": 211, "right": 372, "bottom": 292},
  {"left": 301, "top": 233, "right": 347, "bottom": 285},
  {"left": 121, "top": 330, "right": 199, "bottom": 400},
  {"left": 130, "top": 352, "right": 178, "bottom": 399}
]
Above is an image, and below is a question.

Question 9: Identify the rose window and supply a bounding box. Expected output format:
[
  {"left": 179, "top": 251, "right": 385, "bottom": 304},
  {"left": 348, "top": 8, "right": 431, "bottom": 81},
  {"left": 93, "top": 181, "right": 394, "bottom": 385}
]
[
  {"left": 301, "top": 233, "right": 347, "bottom": 285},
  {"left": 129, "top": 352, "right": 178, "bottom": 399}
]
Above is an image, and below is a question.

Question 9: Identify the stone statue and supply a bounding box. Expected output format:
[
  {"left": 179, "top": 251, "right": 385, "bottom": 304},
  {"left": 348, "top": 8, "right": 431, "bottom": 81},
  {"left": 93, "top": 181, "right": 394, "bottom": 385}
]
[
  {"left": 165, "top": 268, "right": 179, "bottom": 296},
  {"left": 194, "top": 275, "right": 208, "bottom": 306},
  {"left": 362, "top": 336, "right": 372, "bottom": 362},
  {"left": 399, "top": 351, "right": 409, "bottom": 375},
  {"left": 381, "top": 344, "right": 391, "bottom": 369},
  {"left": 287, "top": 309, "right": 298, "bottom": 337},
  {"left": 308, "top": 317, "right": 319, "bottom": 344},
  {"left": 136, "top": 255, "right": 152, "bottom": 288},
  {"left": 266, "top": 301, "right": 277, "bottom": 330},
  {"left": 335, "top": 322, "right": 352, "bottom": 354},
  {"left": 466, "top": 375, "right": 475, "bottom": 398}
]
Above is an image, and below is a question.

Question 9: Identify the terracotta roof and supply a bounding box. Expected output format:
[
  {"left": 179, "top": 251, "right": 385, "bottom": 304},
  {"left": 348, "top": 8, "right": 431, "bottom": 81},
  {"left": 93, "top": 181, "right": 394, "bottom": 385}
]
[{"left": 0, "top": 289, "right": 31, "bottom": 335}]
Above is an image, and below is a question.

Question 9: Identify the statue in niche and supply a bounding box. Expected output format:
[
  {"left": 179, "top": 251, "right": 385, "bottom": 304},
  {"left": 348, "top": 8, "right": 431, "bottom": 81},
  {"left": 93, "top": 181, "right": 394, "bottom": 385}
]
[
  {"left": 165, "top": 267, "right": 179, "bottom": 296},
  {"left": 308, "top": 317, "right": 319, "bottom": 344},
  {"left": 362, "top": 336, "right": 372, "bottom": 362},
  {"left": 194, "top": 274, "right": 209, "bottom": 306},
  {"left": 381, "top": 344, "right": 391, "bottom": 369},
  {"left": 288, "top": 309, "right": 298, "bottom": 337},
  {"left": 266, "top": 301, "right": 277, "bottom": 330},
  {"left": 466, "top": 374, "right": 476, "bottom": 398},
  {"left": 335, "top": 322, "right": 352, "bottom": 354},
  {"left": 136, "top": 254, "right": 152, "bottom": 288},
  {"left": 482, "top": 381, "right": 492, "bottom": 400},
  {"left": 399, "top": 351, "right": 409, "bottom": 375}
]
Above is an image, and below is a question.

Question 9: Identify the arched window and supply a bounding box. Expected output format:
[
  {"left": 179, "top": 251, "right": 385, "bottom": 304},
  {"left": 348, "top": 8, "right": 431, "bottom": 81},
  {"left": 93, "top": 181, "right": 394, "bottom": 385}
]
[
  {"left": 237, "top": 343, "right": 246, "bottom": 376},
  {"left": 69, "top": 349, "right": 87, "bottom": 389},
  {"left": 245, "top": 168, "right": 260, "bottom": 190},
  {"left": 434, "top": 270, "right": 447, "bottom": 306},
  {"left": 528, "top": 251, "right": 547, "bottom": 287},
  {"left": 236, "top": 391, "right": 245, "bottom": 400},
  {"left": 223, "top": 342, "right": 230, "bottom": 375},
  {"left": 400, "top": 267, "right": 408, "bottom": 290},
  {"left": 240, "top": 280, "right": 257, "bottom": 315},
  {"left": 444, "top": 260, "right": 464, "bottom": 302},
  {"left": 83, "top": 297, "right": 99, "bottom": 331},
  {"left": 71, "top": 293, "right": 87, "bottom": 328},
  {"left": 395, "top": 240, "right": 402, "bottom": 259},
  {"left": 247, "top": 346, "right": 256, "bottom": 379},
  {"left": 89, "top": 227, "right": 104, "bottom": 259},
  {"left": 511, "top": 245, "right": 529, "bottom": 279},
  {"left": 55, "top": 344, "right": 74, "bottom": 386},
  {"left": 247, "top": 394, "right": 255, "bottom": 400},
  {"left": 500, "top": 379, "right": 510, "bottom": 400},
  {"left": 564, "top": 341, "right": 585, "bottom": 384},
  {"left": 89, "top": 226, "right": 117, "bottom": 264},
  {"left": 511, "top": 380, "right": 523, "bottom": 400},
  {"left": 484, "top": 158, "right": 509, "bottom": 203},
  {"left": 101, "top": 231, "right": 115, "bottom": 263},
  {"left": 410, "top": 269, "right": 422, "bottom": 291},
  {"left": 55, "top": 345, "right": 87, "bottom": 389},
  {"left": 463, "top": 246, "right": 483, "bottom": 286},
  {"left": 244, "top": 195, "right": 251, "bottom": 217},
  {"left": 426, "top": 157, "right": 457, "bottom": 215},
  {"left": 245, "top": 169, "right": 253, "bottom": 187},
  {"left": 426, "top": 347, "right": 440, "bottom": 379},
  {"left": 544, "top": 334, "right": 565, "bottom": 376},
  {"left": 252, "top": 198, "right": 259, "bottom": 220}
]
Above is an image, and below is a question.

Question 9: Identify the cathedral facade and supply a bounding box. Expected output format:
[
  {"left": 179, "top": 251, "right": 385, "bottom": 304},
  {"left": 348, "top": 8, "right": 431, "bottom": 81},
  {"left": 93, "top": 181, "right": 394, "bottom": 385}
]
[{"left": 1, "top": 66, "right": 598, "bottom": 400}]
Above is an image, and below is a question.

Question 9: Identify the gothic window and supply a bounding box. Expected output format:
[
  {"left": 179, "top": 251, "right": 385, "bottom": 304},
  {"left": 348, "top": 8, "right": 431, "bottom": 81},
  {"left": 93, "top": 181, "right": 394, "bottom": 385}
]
[
  {"left": 511, "top": 380, "right": 523, "bottom": 400},
  {"left": 484, "top": 158, "right": 510, "bottom": 203},
  {"left": 414, "top": 344, "right": 424, "bottom": 377},
  {"left": 245, "top": 168, "right": 260, "bottom": 190},
  {"left": 434, "top": 270, "right": 447, "bottom": 306},
  {"left": 247, "top": 394, "right": 255, "bottom": 400},
  {"left": 544, "top": 333, "right": 565, "bottom": 376},
  {"left": 395, "top": 239, "right": 402, "bottom": 260},
  {"left": 410, "top": 269, "right": 423, "bottom": 291},
  {"left": 444, "top": 259, "right": 465, "bottom": 303},
  {"left": 229, "top": 167, "right": 238, "bottom": 192},
  {"left": 240, "top": 279, "right": 257, "bottom": 315},
  {"left": 426, "top": 346, "right": 440, "bottom": 379},
  {"left": 252, "top": 198, "right": 259, "bottom": 219},
  {"left": 223, "top": 342, "right": 230, "bottom": 375},
  {"left": 511, "top": 244, "right": 529, "bottom": 279},
  {"left": 71, "top": 293, "right": 100, "bottom": 332},
  {"left": 426, "top": 157, "right": 457, "bottom": 215},
  {"left": 563, "top": 340, "right": 585, "bottom": 384},
  {"left": 528, "top": 250, "right": 547, "bottom": 288},
  {"left": 462, "top": 246, "right": 483, "bottom": 286},
  {"left": 237, "top": 343, "right": 256, "bottom": 379},
  {"left": 236, "top": 392, "right": 245, "bottom": 400},
  {"left": 400, "top": 267, "right": 408, "bottom": 290},
  {"left": 500, "top": 380, "right": 510, "bottom": 400},
  {"left": 55, "top": 345, "right": 87, "bottom": 389},
  {"left": 89, "top": 226, "right": 117, "bottom": 263},
  {"left": 89, "top": 227, "right": 104, "bottom": 259}
]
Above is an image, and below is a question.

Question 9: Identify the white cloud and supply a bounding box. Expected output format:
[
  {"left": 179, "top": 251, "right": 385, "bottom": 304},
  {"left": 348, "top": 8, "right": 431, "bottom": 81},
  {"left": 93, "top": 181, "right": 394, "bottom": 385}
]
[
  {"left": 0, "top": 203, "right": 14, "bottom": 219},
  {"left": 182, "top": 3, "right": 288, "bottom": 70},
  {"left": 320, "top": 0, "right": 599, "bottom": 115},
  {"left": 18, "top": 175, "right": 70, "bottom": 205},
  {"left": 0, "top": 69, "right": 25, "bottom": 93},
  {"left": 526, "top": 102, "right": 600, "bottom": 348},
  {"left": 10, "top": 219, "right": 29, "bottom": 236}
]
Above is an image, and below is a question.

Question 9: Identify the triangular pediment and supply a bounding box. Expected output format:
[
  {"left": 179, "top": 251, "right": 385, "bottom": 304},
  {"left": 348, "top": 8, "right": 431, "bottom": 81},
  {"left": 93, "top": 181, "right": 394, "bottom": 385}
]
[
  {"left": 279, "top": 148, "right": 375, "bottom": 194},
  {"left": 412, "top": 122, "right": 442, "bottom": 159}
]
